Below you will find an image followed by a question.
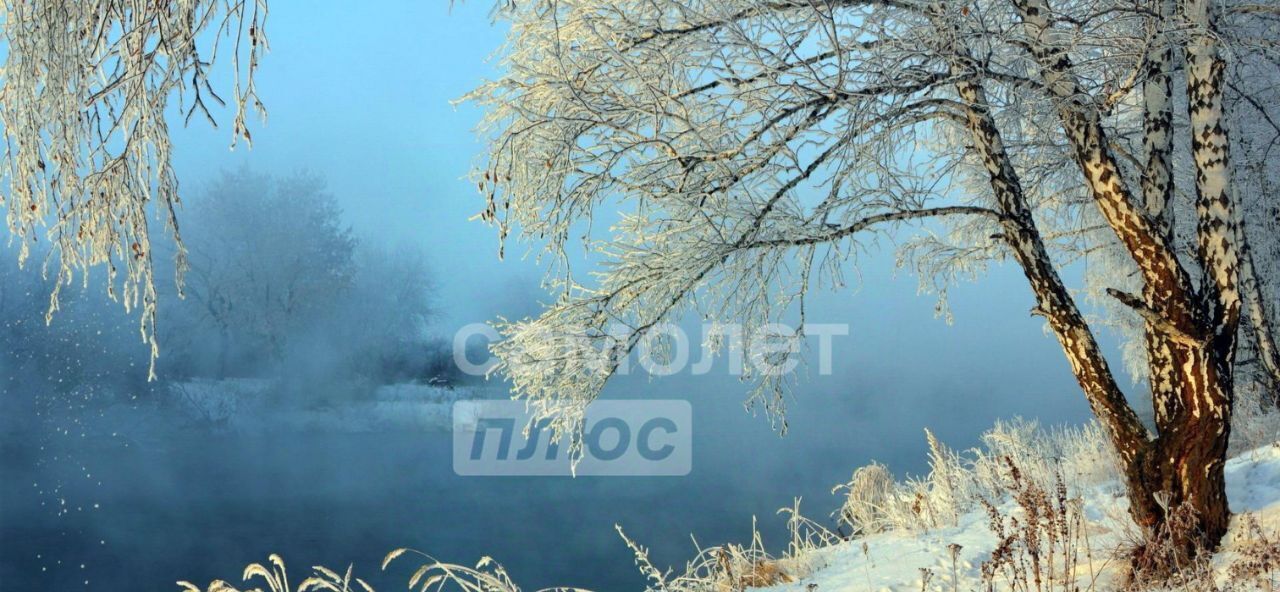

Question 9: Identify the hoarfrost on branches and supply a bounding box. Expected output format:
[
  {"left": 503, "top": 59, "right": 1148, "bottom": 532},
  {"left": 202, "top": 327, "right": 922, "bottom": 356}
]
[
  {"left": 0, "top": 0, "right": 269, "bottom": 376},
  {"left": 467, "top": 0, "right": 1279, "bottom": 546}
]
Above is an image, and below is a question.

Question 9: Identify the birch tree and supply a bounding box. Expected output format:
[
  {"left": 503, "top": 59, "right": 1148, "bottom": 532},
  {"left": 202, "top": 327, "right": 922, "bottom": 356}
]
[
  {"left": 0, "top": 0, "right": 268, "bottom": 376},
  {"left": 1079, "top": 0, "right": 1280, "bottom": 409},
  {"left": 467, "top": 0, "right": 1280, "bottom": 557}
]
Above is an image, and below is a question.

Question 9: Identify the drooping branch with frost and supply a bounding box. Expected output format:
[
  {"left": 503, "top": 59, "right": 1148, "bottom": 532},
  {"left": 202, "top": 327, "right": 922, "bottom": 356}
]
[
  {"left": 466, "top": 0, "right": 1010, "bottom": 439},
  {"left": 0, "top": 0, "right": 268, "bottom": 376},
  {"left": 467, "top": 0, "right": 1155, "bottom": 436},
  {"left": 469, "top": 0, "right": 1277, "bottom": 553}
]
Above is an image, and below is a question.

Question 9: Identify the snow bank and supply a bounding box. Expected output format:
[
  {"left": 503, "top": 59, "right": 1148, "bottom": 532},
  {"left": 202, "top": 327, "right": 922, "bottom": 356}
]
[{"left": 762, "top": 444, "right": 1280, "bottom": 592}]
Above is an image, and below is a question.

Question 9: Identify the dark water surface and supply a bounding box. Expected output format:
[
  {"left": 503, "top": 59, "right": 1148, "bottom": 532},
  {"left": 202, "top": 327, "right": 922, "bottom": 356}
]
[{"left": 0, "top": 403, "right": 900, "bottom": 589}]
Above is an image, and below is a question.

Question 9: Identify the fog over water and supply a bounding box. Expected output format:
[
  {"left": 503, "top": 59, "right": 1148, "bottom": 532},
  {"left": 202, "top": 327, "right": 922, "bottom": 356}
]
[{"left": 0, "top": 1, "right": 1127, "bottom": 590}]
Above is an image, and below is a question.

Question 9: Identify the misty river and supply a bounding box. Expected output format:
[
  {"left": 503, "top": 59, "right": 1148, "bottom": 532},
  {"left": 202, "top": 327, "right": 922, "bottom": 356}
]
[
  {"left": 0, "top": 389, "right": 925, "bottom": 590},
  {"left": 0, "top": 363, "right": 1092, "bottom": 591}
]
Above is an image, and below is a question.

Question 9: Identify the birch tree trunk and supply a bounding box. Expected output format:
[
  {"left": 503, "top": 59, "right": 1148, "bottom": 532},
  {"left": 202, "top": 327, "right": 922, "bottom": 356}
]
[
  {"left": 928, "top": 4, "right": 1161, "bottom": 539},
  {"left": 1009, "top": 0, "right": 1238, "bottom": 556}
]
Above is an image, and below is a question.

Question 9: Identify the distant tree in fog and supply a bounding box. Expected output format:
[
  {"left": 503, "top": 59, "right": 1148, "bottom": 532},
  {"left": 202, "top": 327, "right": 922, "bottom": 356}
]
[
  {"left": 155, "top": 169, "right": 442, "bottom": 386},
  {"left": 177, "top": 170, "right": 355, "bottom": 376},
  {"left": 467, "top": 0, "right": 1280, "bottom": 555},
  {"left": 0, "top": 166, "right": 442, "bottom": 390},
  {"left": 347, "top": 244, "right": 434, "bottom": 347},
  {"left": 335, "top": 243, "right": 441, "bottom": 381},
  {"left": 0, "top": 0, "right": 269, "bottom": 372}
]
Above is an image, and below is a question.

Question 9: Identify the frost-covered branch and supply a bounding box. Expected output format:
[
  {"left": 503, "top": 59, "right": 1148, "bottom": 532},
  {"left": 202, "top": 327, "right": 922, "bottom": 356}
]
[{"left": 0, "top": 0, "right": 268, "bottom": 376}]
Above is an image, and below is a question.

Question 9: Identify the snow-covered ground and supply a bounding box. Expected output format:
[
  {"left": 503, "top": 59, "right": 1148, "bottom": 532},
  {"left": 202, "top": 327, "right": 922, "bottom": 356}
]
[{"left": 762, "top": 444, "right": 1280, "bottom": 592}]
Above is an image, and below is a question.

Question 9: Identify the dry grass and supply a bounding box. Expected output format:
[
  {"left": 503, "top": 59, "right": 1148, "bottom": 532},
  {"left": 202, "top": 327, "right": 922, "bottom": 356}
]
[
  {"left": 978, "top": 458, "right": 1101, "bottom": 592},
  {"left": 379, "top": 549, "right": 590, "bottom": 592},
  {"left": 832, "top": 419, "right": 1122, "bottom": 539},
  {"left": 832, "top": 461, "right": 896, "bottom": 536},
  {"left": 177, "top": 553, "right": 375, "bottom": 592},
  {"left": 1223, "top": 514, "right": 1280, "bottom": 592},
  {"left": 616, "top": 503, "right": 839, "bottom": 592},
  {"left": 1109, "top": 508, "right": 1280, "bottom": 592}
]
